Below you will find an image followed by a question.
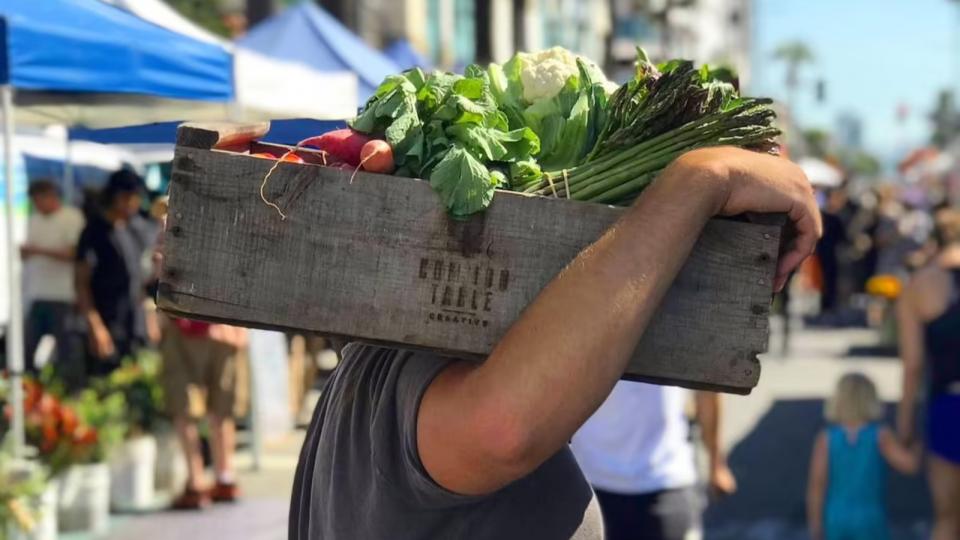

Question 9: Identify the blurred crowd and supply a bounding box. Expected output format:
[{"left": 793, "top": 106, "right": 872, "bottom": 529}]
[
  {"left": 6, "top": 171, "right": 335, "bottom": 512},
  {"left": 797, "top": 178, "right": 958, "bottom": 333}
]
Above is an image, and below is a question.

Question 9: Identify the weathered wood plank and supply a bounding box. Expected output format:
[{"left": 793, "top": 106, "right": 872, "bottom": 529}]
[
  {"left": 158, "top": 146, "right": 779, "bottom": 394},
  {"left": 177, "top": 122, "right": 271, "bottom": 151}
]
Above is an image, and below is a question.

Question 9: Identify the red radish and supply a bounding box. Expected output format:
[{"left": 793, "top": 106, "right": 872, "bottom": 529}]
[
  {"left": 359, "top": 140, "right": 394, "bottom": 173},
  {"left": 300, "top": 129, "right": 372, "bottom": 166}
]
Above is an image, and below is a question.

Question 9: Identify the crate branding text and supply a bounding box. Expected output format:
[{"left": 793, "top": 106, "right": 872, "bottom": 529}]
[{"left": 418, "top": 257, "right": 510, "bottom": 327}]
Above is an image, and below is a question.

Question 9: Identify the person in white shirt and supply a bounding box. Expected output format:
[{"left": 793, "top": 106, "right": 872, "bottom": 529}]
[
  {"left": 21, "top": 180, "right": 84, "bottom": 373},
  {"left": 571, "top": 382, "right": 737, "bottom": 540}
]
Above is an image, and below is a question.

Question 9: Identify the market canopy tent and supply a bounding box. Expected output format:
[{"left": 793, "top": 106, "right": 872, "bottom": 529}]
[
  {"left": 1, "top": 0, "right": 236, "bottom": 457},
  {"left": 71, "top": 118, "right": 345, "bottom": 147},
  {"left": 102, "top": 0, "right": 358, "bottom": 120},
  {"left": 239, "top": 2, "right": 400, "bottom": 102},
  {"left": 0, "top": 0, "right": 236, "bottom": 127}
]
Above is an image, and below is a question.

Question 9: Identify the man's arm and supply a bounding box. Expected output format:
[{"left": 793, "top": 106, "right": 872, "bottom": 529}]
[
  {"left": 418, "top": 147, "right": 821, "bottom": 496},
  {"left": 806, "top": 431, "right": 828, "bottom": 540},
  {"left": 696, "top": 391, "right": 736, "bottom": 496},
  {"left": 76, "top": 259, "right": 114, "bottom": 359},
  {"left": 23, "top": 245, "right": 76, "bottom": 262}
]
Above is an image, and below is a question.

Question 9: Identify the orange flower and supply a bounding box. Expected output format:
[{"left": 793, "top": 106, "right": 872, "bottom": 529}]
[{"left": 59, "top": 406, "right": 79, "bottom": 436}]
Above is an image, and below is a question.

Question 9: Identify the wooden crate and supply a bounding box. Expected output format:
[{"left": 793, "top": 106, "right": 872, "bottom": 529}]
[{"left": 158, "top": 123, "right": 783, "bottom": 394}]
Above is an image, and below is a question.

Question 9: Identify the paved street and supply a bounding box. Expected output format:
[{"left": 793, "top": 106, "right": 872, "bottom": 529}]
[{"left": 93, "top": 322, "right": 931, "bottom": 540}]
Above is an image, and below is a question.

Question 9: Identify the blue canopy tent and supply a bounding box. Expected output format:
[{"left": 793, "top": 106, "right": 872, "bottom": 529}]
[
  {"left": 384, "top": 39, "right": 433, "bottom": 72},
  {"left": 238, "top": 2, "right": 399, "bottom": 102},
  {"left": 1, "top": 0, "right": 233, "bottom": 456},
  {"left": 71, "top": 118, "right": 344, "bottom": 147}
]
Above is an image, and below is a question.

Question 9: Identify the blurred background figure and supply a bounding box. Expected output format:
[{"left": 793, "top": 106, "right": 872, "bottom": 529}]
[
  {"left": 806, "top": 373, "right": 919, "bottom": 540},
  {"left": 160, "top": 319, "right": 248, "bottom": 510},
  {"left": 571, "top": 383, "right": 735, "bottom": 540},
  {"left": 812, "top": 187, "right": 848, "bottom": 325},
  {"left": 21, "top": 179, "right": 84, "bottom": 374},
  {"left": 896, "top": 207, "right": 960, "bottom": 540},
  {"left": 149, "top": 195, "right": 249, "bottom": 511},
  {"left": 75, "top": 170, "right": 155, "bottom": 380}
]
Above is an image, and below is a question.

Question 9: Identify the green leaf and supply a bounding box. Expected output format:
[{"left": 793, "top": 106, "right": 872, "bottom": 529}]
[
  {"left": 445, "top": 124, "right": 508, "bottom": 162},
  {"left": 542, "top": 91, "right": 590, "bottom": 170},
  {"left": 509, "top": 159, "right": 542, "bottom": 188},
  {"left": 496, "top": 127, "right": 540, "bottom": 160},
  {"left": 417, "top": 71, "right": 460, "bottom": 114},
  {"left": 463, "top": 63, "right": 489, "bottom": 81},
  {"left": 490, "top": 170, "right": 508, "bottom": 189},
  {"left": 429, "top": 146, "right": 498, "bottom": 218},
  {"left": 404, "top": 68, "right": 427, "bottom": 89},
  {"left": 350, "top": 74, "right": 419, "bottom": 134},
  {"left": 453, "top": 77, "right": 485, "bottom": 100}
]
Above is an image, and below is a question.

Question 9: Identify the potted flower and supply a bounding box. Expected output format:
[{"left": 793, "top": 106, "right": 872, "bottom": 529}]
[
  {"left": 54, "top": 389, "right": 125, "bottom": 534},
  {"left": 0, "top": 378, "right": 76, "bottom": 540},
  {"left": 94, "top": 355, "right": 165, "bottom": 511},
  {"left": 0, "top": 446, "right": 51, "bottom": 540}
]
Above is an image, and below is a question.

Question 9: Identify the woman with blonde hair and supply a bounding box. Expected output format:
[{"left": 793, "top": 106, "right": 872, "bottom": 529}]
[
  {"left": 807, "top": 372, "right": 919, "bottom": 540},
  {"left": 897, "top": 206, "right": 960, "bottom": 540}
]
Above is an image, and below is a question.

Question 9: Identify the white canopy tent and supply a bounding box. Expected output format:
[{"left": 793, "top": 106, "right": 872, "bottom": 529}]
[{"left": 102, "top": 0, "right": 358, "bottom": 122}]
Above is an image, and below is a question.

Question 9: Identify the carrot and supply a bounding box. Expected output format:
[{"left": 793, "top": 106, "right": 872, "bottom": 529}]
[
  {"left": 300, "top": 128, "right": 372, "bottom": 166},
  {"left": 359, "top": 140, "right": 394, "bottom": 173}
]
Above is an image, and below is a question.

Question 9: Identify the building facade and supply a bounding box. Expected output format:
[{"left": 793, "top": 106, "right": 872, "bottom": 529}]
[
  {"left": 316, "top": 0, "right": 611, "bottom": 70},
  {"left": 609, "top": 0, "right": 752, "bottom": 87}
]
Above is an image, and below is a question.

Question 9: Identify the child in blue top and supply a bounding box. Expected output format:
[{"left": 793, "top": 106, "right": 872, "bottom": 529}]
[{"left": 807, "top": 372, "right": 920, "bottom": 540}]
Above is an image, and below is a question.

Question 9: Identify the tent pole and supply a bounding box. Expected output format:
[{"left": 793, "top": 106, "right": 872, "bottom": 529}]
[
  {"left": 63, "top": 128, "right": 74, "bottom": 205},
  {"left": 2, "top": 84, "right": 25, "bottom": 457}
]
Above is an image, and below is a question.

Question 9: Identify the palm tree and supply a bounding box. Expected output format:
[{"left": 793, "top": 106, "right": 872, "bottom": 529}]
[{"left": 773, "top": 41, "right": 814, "bottom": 113}]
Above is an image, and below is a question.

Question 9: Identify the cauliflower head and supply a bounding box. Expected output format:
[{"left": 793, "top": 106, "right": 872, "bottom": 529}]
[
  {"left": 517, "top": 47, "right": 615, "bottom": 103},
  {"left": 517, "top": 47, "right": 581, "bottom": 103}
]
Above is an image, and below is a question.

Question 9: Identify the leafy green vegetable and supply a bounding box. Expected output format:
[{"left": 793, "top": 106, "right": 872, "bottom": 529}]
[
  {"left": 351, "top": 63, "right": 542, "bottom": 216},
  {"left": 429, "top": 146, "right": 499, "bottom": 219},
  {"left": 352, "top": 46, "right": 779, "bottom": 217}
]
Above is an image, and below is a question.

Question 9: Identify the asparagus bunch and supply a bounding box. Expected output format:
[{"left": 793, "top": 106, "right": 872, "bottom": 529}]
[{"left": 514, "top": 52, "right": 781, "bottom": 205}]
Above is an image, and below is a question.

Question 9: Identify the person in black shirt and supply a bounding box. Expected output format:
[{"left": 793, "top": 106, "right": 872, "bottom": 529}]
[{"left": 75, "top": 170, "right": 153, "bottom": 377}]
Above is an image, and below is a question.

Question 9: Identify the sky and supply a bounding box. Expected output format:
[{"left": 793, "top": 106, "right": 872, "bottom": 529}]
[{"left": 751, "top": 0, "right": 958, "bottom": 160}]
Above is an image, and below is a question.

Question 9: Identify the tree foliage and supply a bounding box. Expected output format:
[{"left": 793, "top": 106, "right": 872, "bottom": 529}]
[{"left": 164, "top": 0, "right": 230, "bottom": 37}]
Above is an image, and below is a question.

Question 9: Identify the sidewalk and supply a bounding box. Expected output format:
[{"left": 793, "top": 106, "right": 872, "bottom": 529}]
[{"left": 99, "top": 431, "right": 304, "bottom": 540}]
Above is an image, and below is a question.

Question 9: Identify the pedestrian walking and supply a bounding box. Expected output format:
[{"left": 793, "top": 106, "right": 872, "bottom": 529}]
[
  {"left": 896, "top": 207, "right": 960, "bottom": 540},
  {"left": 570, "top": 383, "right": 736, "bottom": 540},
  {"left": 75, "top": 170, "right": 153, "bottom": 379},
  {"left": 161, "top": 319, "right": 248, "bottom": 509},
  {"left": 21, "top": 180, "right": 84, "bottom": 373},
  {"left": 807, "top": 373, "right": 920, "bottom": 540}
]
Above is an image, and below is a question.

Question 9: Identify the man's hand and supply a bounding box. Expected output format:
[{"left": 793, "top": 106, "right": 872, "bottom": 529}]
[
  {"left": 666, "top": 147, "right": 822, "bottom": 291},
  {"left": 709, "top": 461, "right": 737, "bottom": 497},
  {"left": 89, "top": 322, "right": 115, "bottom": 359},
  {"left": 20, "top": 245, "right": 36, "bottom": 259},
  {"left": 418, "top": 146, "right": 820, "bottom": 497}
]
